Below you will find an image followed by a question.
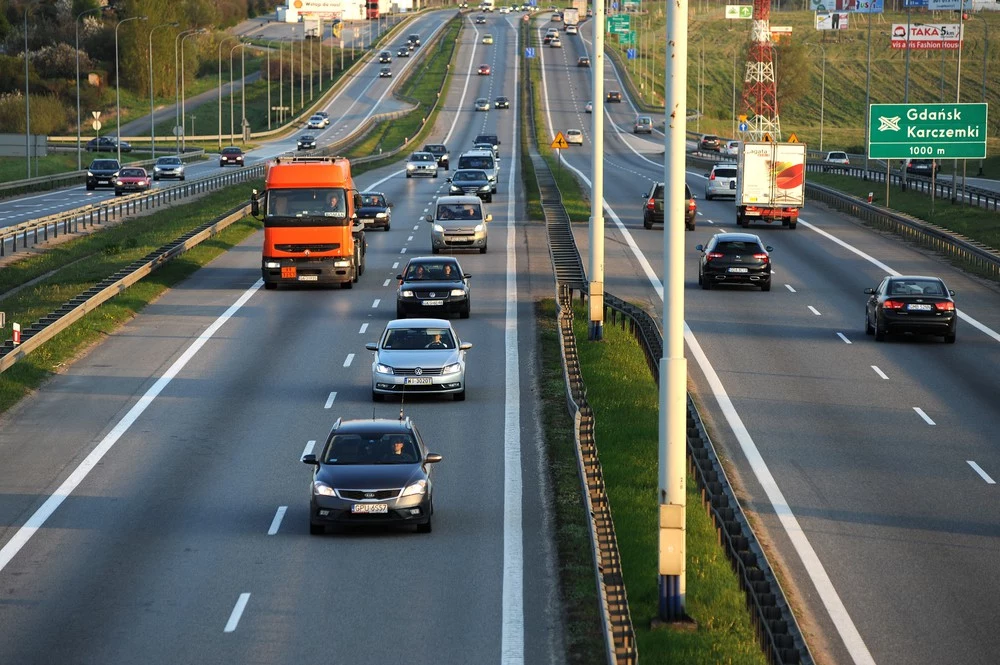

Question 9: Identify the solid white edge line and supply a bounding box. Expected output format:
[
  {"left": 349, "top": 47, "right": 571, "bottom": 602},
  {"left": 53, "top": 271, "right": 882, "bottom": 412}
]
[
  {"left": 359, "top": 323, "right": 369, "bottom": 334},
  {"left": 267, "top": 506, "right": 287, "bottom": 535},
  {"left": 501, "top": 22, "right": 523, "bottom": 665},
  {"left": 223, "top": 592, "right": 251, "bottom": 633},
  {"left": 913, "top": 407, "right": 936, "bottom": 425},
  {"left": 967, "top": 461, "right": 996, "bottom": 484},
  {"left": 343, "top": 353, "right": 354, "bottom": 368},
  {"left": 0, "top": 279, "right": 264, "bottom": 575},
  {"left": 837, "top": 333, "right": 852, "bottom": 344},
  {"left": 302, "top": 440, "right": 316, "bottom": 457},
  {"left": 871, "top": 366, "right": 889, "bottom": 380},
  {"left": 324, "top": 392, "right": 337, "bottom": 409}
]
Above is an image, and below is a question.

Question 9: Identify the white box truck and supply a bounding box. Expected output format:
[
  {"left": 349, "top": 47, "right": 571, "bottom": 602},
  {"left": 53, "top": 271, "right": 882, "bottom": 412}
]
[
  {"left": 562, "top": 7, "right": 579, "bottom": 27},
  {"left": 735, "top": 141, "right": 806, "bottom": 230}
]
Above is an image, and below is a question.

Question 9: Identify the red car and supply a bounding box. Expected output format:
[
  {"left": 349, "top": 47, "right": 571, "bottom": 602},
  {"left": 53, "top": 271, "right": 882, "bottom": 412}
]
[
  {"left": 477, "top": 64, "right": 491, "bottom": 76},
  {"left": 114, "top": 167, "right": 152, "bottom": 196}
]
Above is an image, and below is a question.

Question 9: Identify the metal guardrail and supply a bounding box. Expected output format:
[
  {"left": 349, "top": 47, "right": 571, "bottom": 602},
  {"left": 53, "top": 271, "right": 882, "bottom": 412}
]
[
  {"left": 0, "top": 203, "right": 250, "bottom": 372},
  {"left": 1, "top": 164, "right": 264, "bottom": 258}
]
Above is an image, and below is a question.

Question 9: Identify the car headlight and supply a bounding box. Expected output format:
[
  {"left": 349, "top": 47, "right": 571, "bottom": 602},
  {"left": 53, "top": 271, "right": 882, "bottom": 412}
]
[
  {"left": 116, "top": 180, "right": 124, "bottom": 185},
  {"left": 401, "top": 479, "right": 427, "bottom": 497},
  {"left": 333, "top": 260, "right": 351, "bottom": 267},
  {"left": 449, "top": 185, "right": 461, "bottom": 194},
  {"left": 87, "top": 171, "right": 94, "bottom": 176},
  {"left": 313, "top": 481, "right": 336, "bottom": 496},
  {"left": 375, "top": 212, "right": 387, "bottom": 218},
  {"left": 154, "top": 167, "right": 162, "bottom": 173},
  {"left": 375, "top": 363, "right": 394, "bottom": 374},
  {"left": 401, "top": 289, "right": 414, "bottom": 297},
  {"left": 474, "top": 224, "right": 485, "bottom": 233},
  {"left": 406, "top": 163, "right": 416, "bottom": 170},
  {"left": 264, "top": 261, "right": 281, "bottom": 269},
  {"left": 479, "top": 185, "right": 491, "bottom": 192},
  {"left": 433, "top": 224, "right": 444, "bottom": 233},
  {"left": 442, "top": 362, "right": 462, "bottom": 375},
  {"left": 450, "top": 289, "right": 466, "bottom": 297}
]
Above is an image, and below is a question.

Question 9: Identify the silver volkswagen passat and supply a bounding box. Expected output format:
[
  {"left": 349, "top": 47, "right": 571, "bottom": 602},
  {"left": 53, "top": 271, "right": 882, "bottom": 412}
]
[{"left": 366, "top": 319, "right": 471, "bottom": 401}]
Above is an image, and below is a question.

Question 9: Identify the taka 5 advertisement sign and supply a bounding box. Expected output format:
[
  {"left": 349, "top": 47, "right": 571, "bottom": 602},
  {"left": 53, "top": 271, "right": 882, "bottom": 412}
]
[{"left": 890, "top": 24, "right": 963, "bottom": 50}]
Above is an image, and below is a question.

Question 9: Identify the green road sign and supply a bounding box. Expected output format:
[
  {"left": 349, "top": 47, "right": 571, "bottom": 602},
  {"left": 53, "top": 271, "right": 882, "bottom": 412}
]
[
  {"left": 868, "top": 103, "right": 988, "bottom": 159},
  {"left": 619, "top": 30, "right": 636, "bottom": 45},
  {"left": 607, "top": 15, "right": 630, "bottom": 34}
]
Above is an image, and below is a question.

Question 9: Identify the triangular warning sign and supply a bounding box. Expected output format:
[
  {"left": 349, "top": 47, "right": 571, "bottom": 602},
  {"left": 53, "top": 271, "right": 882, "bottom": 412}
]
[
  {"left": 551, "top": 132, "right": 570, "bottom": 149},
  {"left": 787, "top": 133, "right": 799, "bottom": 143},
  {"left": 761, "top": 132, "right": 773, "bottom": 142}
]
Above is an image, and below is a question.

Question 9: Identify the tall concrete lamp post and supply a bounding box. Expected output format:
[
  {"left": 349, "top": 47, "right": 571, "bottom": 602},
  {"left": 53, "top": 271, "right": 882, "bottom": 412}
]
[
  {"left": 217, "top": 35, "right": 238, "bottom": 150},
  {"left": 229, "top": 42, "right": 248, "bottom": 145},
  {"left": 76, "top": 6, "right": 102, "bottom": 171},
  {"left": 175, "top": 28, "right": 203, "bottom": 155},
  {"left": 116, "top": 15, "right": 148, "bottom": 163},
  {"left": 148, "top": 22, "right": 179, "bottom": 160},
  {"left": 179, "top": 29, "right": 207, "bottom": 152}
]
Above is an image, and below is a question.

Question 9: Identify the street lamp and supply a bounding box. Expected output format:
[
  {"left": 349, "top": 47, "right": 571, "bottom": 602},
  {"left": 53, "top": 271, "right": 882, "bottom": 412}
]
[
  {"left": 967, "top": 11, "right": 988, "bottom": 175},
  {"left": 116, "top": 15, "right": 148, "bottom": 163},
  {"left": 23, "top": 2, "right": 34, "bottom": 180},
  {"left": 180, "top": 29, "right": 206, "bottom": 152},
  {"left": 76, "top": 6, "right": 101, "bottom": 171},
  {"left": 299, "top": 26, "right": 305, "bottom": 111},
  {"left": 149, "top": 21, "right": 179, "bottom": 160},
  {"left": 217, "top": 35, "right": 238, "bottom": 150},
  {"left": 175, "top": 27, "right": 202, "bottom": 155},
  {"left": 229, "top": 42, "right": 248, "bottom": 145},
  {"left": 808, "top": 41, "right": 827, "bottom": 152},
  {"left": 266, "top": 40, "right": 277, "bottom": 130}
]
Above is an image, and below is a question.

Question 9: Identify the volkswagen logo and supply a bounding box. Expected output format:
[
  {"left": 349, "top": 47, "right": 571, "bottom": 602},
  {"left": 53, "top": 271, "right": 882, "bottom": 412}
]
[
  {"left": 364, "top": 492, "right": 375, "bottom": 499},
  {"left": 429, "top": 292, "right": 436, "bottom": 298},
  {"left": 414, "top": 367, "right": 423, "bottom": 376}
]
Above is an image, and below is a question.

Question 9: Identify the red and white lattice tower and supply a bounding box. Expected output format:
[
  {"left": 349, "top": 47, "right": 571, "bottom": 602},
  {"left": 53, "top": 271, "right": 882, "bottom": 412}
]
[{"left": 739, "top": 0, "right": 781, "bottom": 141}]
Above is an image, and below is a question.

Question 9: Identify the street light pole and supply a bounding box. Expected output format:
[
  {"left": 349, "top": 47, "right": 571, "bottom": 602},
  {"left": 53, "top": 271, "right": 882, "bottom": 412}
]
[
  {"left": 951, "top": 9, "right": 966, "bottom": 203},
  {"left": 309, "top": 31, "right": 314, "bottom": 100},
  {"left": 116, "top": 15, "right": 148, "bottom": 163},
  {"left": 176, "top": 28, "right": 201, "bottom": 155},
  {"left": 300, "top": 27, "right": 305, "bottom": 111},
  {"left": 76, "top": 6, "right": 101, "bottom": 171},
  {"left": 179, "top": 29, "right": 204, "bottom": 152},
  {"left": 969, "top": 13, "right": 988, "bottom": 175},
  {"left": 863, "top": 7, "right": 872, "bottom": 177},
  {"left": 149, "top": 22, "right": 179, "bottom": 160},
  {"left": 217, "top": 35, "right": 238, "bottom": 150},
  {"left": 229, "top": 43, "right": 246, "bottom": 145},
  {"left": 241, "top": 44, "right": 247, "bottom": 142},
  {"left": 23, "top": 4, "right": 32, "bottom": 180},
  {"left": 267, "top": 40, "right": 275, "bottom": 130}
]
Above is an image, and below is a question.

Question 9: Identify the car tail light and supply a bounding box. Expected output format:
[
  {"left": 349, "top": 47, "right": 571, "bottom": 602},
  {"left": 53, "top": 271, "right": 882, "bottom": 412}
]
[
  {"left": 647, "top": 198, "right": 655, "bottom": 210},
  {"left": 935, "top": 301, "right": 955, "bottom": 311},
  {"left": 709, "top": 172, "right": 717, "bottom": 180},
  {"left": 705, "top": 252, "right": 724, "bottom": 262},
  {"left": 752, "top": 252, "right": 769, "bottom": 263},
  {"left": 687, "top": 199, "right": 696, "bottom": 211},
  {"left": 883, "top": 300, "right": 905, "bottom": 310}
]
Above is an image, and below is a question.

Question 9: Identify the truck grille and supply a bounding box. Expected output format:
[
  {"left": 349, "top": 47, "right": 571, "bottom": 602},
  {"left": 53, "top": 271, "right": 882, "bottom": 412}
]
[{"left": 274, "top": 243, "right": 340, "bottom": 252}]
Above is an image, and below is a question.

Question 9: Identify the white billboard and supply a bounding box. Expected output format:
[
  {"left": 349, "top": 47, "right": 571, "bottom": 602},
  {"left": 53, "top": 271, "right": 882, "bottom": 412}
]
[
  {"left": 890, "top": 23, "right": 964, "bottom": 50},
  {"left": 816, "top": 12, "right": 849, "bottom": 29}
]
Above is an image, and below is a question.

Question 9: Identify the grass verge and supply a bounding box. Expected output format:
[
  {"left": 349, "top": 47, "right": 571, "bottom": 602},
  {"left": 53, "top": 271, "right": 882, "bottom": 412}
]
[{"left": 0, "top": 185, "right": 262, "bottom": 415}]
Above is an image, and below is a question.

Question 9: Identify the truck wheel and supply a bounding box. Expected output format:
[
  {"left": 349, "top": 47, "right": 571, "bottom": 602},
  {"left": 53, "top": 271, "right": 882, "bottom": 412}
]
[
  {"left": 789, "top": 219, "right": 797, "bottom": 230},
  {"left": 781, "top": 219, "right": 789, "bottom": 227}
]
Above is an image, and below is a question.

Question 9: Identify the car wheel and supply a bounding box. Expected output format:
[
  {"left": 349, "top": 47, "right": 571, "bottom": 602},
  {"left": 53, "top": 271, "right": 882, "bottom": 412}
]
[
  {"left": 761, "top": 280, "right": 771, "bottom": 292},
  {"left": 865, "top": 311, "right": 874, "bottom": 335},
  {"left": 180, "top": 175, "right": 186, "bottom": 181},
  {"left": 342, "top": 280, "right": 353, "bottom": 289},
  {"left": 874, "top": 315, "right": 886, "bottom": 342},
  {"left": 697, "top": 271, "right": 703, "bottom": 286},
  {"left": 384, "top": 221, "right": 391, "bottom": 231},
  {"left": 115, "top": 190, "right": 122, "bottom": 196},
  {"left": 701, "top": 276, "right": 712, "bottom": 290},
  {"left": 479, "top": 244, "right": 487, "bottom": 254},
  {"left": 453, "top": 388, "right": 466, "bottom": 401},
  {"left": 643, "top": 216, "right": 652, "bottom": 230},
  {"left": 416, "top": 515, "right": 432, "bottom": 533},
  {"left": 264, "top": 282, "right": 277, "bottom": 290},
  {"left": 372, "top": 390, "right": 384, "bottom": 402},
  {"left": 406, "top": 173, "right": 412, "bottom": 178},
  {"left": 219, "top": 162, "right": 224, "bottom": 167},
  {"left": 433, "top": 171, "right": 438, "bottom": 178},
  {"left": 945, "top": 331, "right": 957, "bottom": 344},
  {"left": 86, "top": 183, "right": 95, "bottom": 191},
  {"left": 153, "top": 175, "right": 159, "bottom": 181},
  {"left": 485, "top": 195, "right": 493, "bottom": 203},
  {"left": 309, "top": 522, "right": 325, "bottom": 535},
  {"left": 686, "top": 221, "right": 695, "bottom": 231},
  {"left": 705, "top": 192, "right": 712, "bottom": 201}
]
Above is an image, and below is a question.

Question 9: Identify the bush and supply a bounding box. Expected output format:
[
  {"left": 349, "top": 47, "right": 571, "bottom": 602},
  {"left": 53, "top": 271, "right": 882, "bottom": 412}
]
[
  {"left": 33, "top": 43, "right": 93, "bottom": 80},
  {"left": 0, "top": 92, "right": 70, "bottom": 134}
]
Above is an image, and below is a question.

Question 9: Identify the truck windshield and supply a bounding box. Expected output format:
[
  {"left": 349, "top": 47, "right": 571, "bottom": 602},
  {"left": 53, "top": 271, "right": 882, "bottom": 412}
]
[{"left": 266, "top": 188, "right": 349, "bottom": 226}]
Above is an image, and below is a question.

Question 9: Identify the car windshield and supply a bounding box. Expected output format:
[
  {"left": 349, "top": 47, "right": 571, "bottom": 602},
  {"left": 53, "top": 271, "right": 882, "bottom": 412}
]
[
  {"left": 156, "top": 157, "right": 181, "bottom": 165},
  {"left": 382, "top": 327, "right": 457, "bottom": 350},
  {"left": 119, "top": 168, "right": 144, "bottom": 177},
  {"left": 267, "top": 188, "right": 347, "bottom": 219},
  {"left": 436, "top": 203, "right": 483, "bottom": 220},
  {"left": 888, "top": 279, "right": 945, "bottom": 296},
  {"left": 455, "top": 170, "right": 488, "bottom": 182},
  {"left": 405, "top": 262, "right": 461, "bottom": 281},
  {"left": 361, "top": 194, "right": 386, "bottom": 206},
  {"left": 222, "top": 148, "right": 241, "bottom": 155},
  {"left": 411, "top": 153, "right": 434, "bottom": 162},
  {"left": 324, "top": 432, "right": 419, "bottom": 465},
  {"left": 91, "top": 160, "right": 118, "bottom": 169}
]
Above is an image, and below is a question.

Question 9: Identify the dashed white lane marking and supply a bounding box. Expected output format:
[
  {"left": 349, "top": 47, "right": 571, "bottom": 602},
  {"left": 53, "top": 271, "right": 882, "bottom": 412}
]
[
  {"left": 407, "top": 235, "right": 413, "bottom": 241},
  {"left": 301, "top": 440, "right": 316, "bottom": 457},
  {"left": 343, "top": 354, "right": 354, "bottom": 368},
  {"left": 785, "top": 284, "right": 796, "bottom": 293},
  {"left": 400, "top": 247, "right": 407, "bottom": 254},
  {"left": 392, "top": 262, "right": 399, "bottom": 269},
  {"left": 383, "top": 279, "right": 391, "bottom": 287},
  {"left": 324, "top": 392, "right": 337, "bottom": 409},
  {"left": 808, "top": 306, "right": 822, "bottom": 316},
  {"left": 267, "top": 506, "right": 287, "bottom": 535},
  {"left": 913, "top": 407, "right": 936, "bottom": 425},
  {"left": 224, "top": 593, "right": 251, "bottom": 633},
  {"left": 372, "top": 299, "right": 380, "bottom": 308},
  {"left": 837, "top": 333, "right": 852, "bottom": 344},
  {"left": 871, "top": 366, "right": 889, "bottom": 380},
  {"left": 359, "top": 323, "right": 369, "bottom": 334},
  {"left": 414, "top": 224, "right": 420, "bottom": 230},
  {"left": 967, "top": 461, "right": 996, "bottom": 484}
]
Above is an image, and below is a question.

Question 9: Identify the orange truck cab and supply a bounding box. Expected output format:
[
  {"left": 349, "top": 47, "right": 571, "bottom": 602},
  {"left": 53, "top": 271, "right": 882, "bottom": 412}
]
[{"left": 252, "top": 156, "right": 366, "bottom": 289}]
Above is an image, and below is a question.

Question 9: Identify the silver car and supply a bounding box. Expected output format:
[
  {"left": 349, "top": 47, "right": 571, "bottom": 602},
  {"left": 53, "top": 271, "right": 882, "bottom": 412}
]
[
  {"left": 475, "top": 97, "right": 490, "bottom": 112},
  {"left": 366, "top": 318, "right": 472, "bottom": 401},
  {"left": 152, "top": 156, "right": 185, "bottom": 181},
  {"left": 704, "top": 163, "right": 738, "bottom": 200},
  {"left": 426, "top": 195, "right": 492, "bottom": 253},
  {"left": 406, "top": 151, "right": 440, "bottom": 178}
]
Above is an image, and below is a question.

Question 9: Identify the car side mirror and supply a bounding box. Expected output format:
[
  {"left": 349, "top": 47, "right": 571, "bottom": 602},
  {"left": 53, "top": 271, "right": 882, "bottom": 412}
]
[
  {"left": 695, "top": 244, "right": 704, "bottom": 251},
  {"left": 365, "top": 342, "right": 378, "bottom": 351},
  {"left": 464, "top": 273, "right": 472, "bottom": 279},
  {"left": 765, "top": 245, "right": 773, "bottom": 252},
  {"left": 446, "top": 178, "right": 452, "bottom": 183},
  {"left": 949, "top": 290, "right": 955, "bottom": 296},
  {"left": 863, "top": 288, "right": 875, "bottom": 295},
  {"left": 459, "top": 342, "right": 472, "bottom": 351},
  {"left": 250, "top": 190, "right": 260, "bottom": 217},
  {"left": 302, "top": 454, "right": 319, "bottom": 466},
  {"left": 425, "top": 215, "right": 433, "bottom": 222},
  {"left": 485, "top": 214, "right": 493, "bottom": 222},
  {"left": 396, "top": 274, "right": 403, "bottom": 280},
  {"left": 425, "top": 453, "right": 443, "bottom": 464}
]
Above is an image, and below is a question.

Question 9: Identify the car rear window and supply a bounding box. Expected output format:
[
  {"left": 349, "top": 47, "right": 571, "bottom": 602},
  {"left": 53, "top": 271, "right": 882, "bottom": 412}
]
[
  {"left": 828, "top": 152, "right": 847, "bottom": 159},
  {"left": 715, "top": 240, "right": 762, "bottom": 254},
  {"left": 714, "top": 168, "right": 738, "bottom": 178},
  {"left": 888, "top": 280, "right": 945, "bottom": 296}
]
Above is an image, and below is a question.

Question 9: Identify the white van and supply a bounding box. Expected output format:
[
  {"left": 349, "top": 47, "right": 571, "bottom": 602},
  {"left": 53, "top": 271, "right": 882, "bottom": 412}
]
[
  {"left": 456, "top": 150, "right": 499, "bottom": 193},
  {"left": 426, "top": 195, "right": 492, "bottom": 254}
]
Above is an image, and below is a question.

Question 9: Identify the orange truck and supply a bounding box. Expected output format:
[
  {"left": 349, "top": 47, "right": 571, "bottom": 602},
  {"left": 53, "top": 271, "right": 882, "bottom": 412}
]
[{"left": 252, "top": 156, "right": 366, "bottom": 289}]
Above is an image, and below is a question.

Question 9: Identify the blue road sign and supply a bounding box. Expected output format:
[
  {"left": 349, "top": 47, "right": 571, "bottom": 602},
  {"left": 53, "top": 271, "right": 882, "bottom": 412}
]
[
  {"left": 525, "top": 47, "right": 535, "bottom": 58},
  {"left": 612, "top": 1, "right": 618, "bottom": 8},
  {"left": 738, "top": 121, "right": 749, "bottom": 132},
  {"left": 626, "top": 48, "right": 637, "bottom": 59}
]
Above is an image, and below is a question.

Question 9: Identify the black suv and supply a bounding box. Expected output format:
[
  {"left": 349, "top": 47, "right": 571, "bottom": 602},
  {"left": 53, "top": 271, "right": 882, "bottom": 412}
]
[
  {"left": 86, "top": 158, "right": 121, "bottom": 190},
  {"left": 423, "top": 143, "right": 449, "bottom": 169},
  {"left": 642, "top": 182, "right": 696, "bottom": 231},
  {"left": 473, "top": 134, "right": 500, "bottom": 156},
  {"left": 699, "top": 134, "right": 721, "bottom": 152},
  {"left": 696, "top": 232, "right": 773, "bottom": 291}
]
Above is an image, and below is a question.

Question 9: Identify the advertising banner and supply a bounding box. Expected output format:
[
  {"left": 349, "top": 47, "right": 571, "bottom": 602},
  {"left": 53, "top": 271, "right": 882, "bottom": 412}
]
[
  {"left": 927, "top": 0, "right": 973, "bottom": 9},
  {"left": 809, "top": 0, "right": 856, "bottom": 10},
  {"left": 890, "top": 23, "right": 963, "bottom": 50},
  {"left": 725, "top": 5, "right": 754, "bottom": 18},
  {"left": 853, "top": 0, "right": 884, "bottom": 13},
  {"left": 816, "top": 12, "right": 850, "bottom": 29}
]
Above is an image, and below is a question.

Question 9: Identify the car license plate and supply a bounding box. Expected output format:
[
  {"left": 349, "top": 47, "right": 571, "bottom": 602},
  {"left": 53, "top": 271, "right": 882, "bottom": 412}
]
[
  {"left": 298, "top": 275, "right": 318, "bottom": 281},
  {"left": 422, "top": 300, "right": 444, "bottom": 306},
  {"left": 908, "top": 303, "right": 932, "bottom": 311},
  {"left": 281, "top": 266, "right": 297, "bottom": 278},
  {"left": 728, "top": 267, "right": 749, "bottom": 273},
  {"left": 405, "top": 377, "right": 433, "bottom": 385},
  {"left": 361, "top": 218, "right": 374, "bottom": 224},
  {"left": 351, "top": 503, "right": 388, "bottom": 514}
]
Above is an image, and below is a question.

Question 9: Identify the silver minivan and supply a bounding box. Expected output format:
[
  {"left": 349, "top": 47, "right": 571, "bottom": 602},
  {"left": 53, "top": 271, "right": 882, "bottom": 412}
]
[
  {"left": 704, "top": 163, "right": 738, "bottom": 200},
  {"left": 426, "top": 195, "right": 492, "bottom": 254},
  {"left": 456, "top": 150, "right": 499, "bottom": 193}
]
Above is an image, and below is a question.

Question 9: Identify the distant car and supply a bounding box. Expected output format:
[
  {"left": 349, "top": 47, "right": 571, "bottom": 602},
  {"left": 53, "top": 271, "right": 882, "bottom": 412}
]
[
  {"left": 114, "top": 166, "right": 151, "bottom": 196},
  {"left": 565, "top": 129, "right": 583, "bottom": 145},
  {"left": 86, "top": 158, "right": 121, "bottom": 190},
  {"left": 447, "top": 169, "right": 494, "bottom": 202},
  {"left": 301, "top": 415, "right": 442, "bottom": 534},
  {"left": 699, "top": 134, "right": 721, "bottom": 151},
  {"left": 904, "top": 158, "right": 939, "bottom": 176},
  {"left": 297, "top": 134, "right": 317, "bottom": 150},
  {"left": 606, "top": 90, "right": 622, "bottom": 103},
  {"left": 482, "top": 34, "right": 494, "bottom": 44},
  {"left": 704, "top": 163, "right": 738, "bottom": 200},
  {"left": 423, "top": 143, "right": 450, "bottom": 169},
  {"left": 494, "top": 96, "right": 510, "bottom": 109},
  {"left": 864, "top": 275, "right": 957, "bottom": 343},
  {"left": 543, "top": 28, "right": 558, "bottom": 44},
  {"left": 475, "top": 15, "right": 487, "bottom": 23},
  {"left": 549, "top": 35, "right": 562, "bottom": 47},
  {"left": 696, "top": 232, "right": 773, "bottom": 291},
  {"left": 407, "top": 33, "right": 421, "bottom": 46},
  {"left": 379, "top": 66, "right": 392, "bottom": 78},
  {"left": 643, "top": 181, "right": 696, "bottom": 230},
  {"left": 823, "top": 151, "right": 850, "bottom": 170},
  {"left": 152, "top": 156, "right": 185, "bottom": 181},
  {"left": 584, "top": 100, "right": 593, "bottom": 113},
  {"left": 307, "top": 114, "right": 327, "bottom": 129},
  {"left": 86, "top": 136, "right": 132, "bottom": 153},
  {"left": 565, "top": 24, "right": 578, "bottom": 35},
  {"left": 357, "top": 191, "right": 393, "bottom": 231},
  {"left": 397, "top": 47, "right": 411, "bottom": 57},
  {"left": 378, "top": 50, "right": 392, "bottom": 63},
  {"left": 395, "top": 256, "right": 472, "bottom": 318},
  {"left": 478, "top": 63, "right": 491, "bottom": 75},
  {"left": 633, "top": 115, "right": 653, "bottom": 134},
  {"left": 316, "top": 111, "right": 330, "bottom": 122},
  {"left": 366, "top": 318, "right": 472, "bottom": 400},
  {"left": 475, "top": 97, "right": 490, "bottom": 112},
  {"left": 551, "top": 10, "right": 562, "bottom": 21},
  {"left": 723, "top": 140, "right": 741, "bottom": 156},
  {"left": 473, "top": 134, "right": 501, "bottom": 156},
  {"left": 406, "top": 151, "right": 440, "bottom": 178},
  {"left": 577, "top": 56, "right": 591, "bottom": 67},
  {"left": 219, "top": 146, "right": 245, "bottom": 167}
]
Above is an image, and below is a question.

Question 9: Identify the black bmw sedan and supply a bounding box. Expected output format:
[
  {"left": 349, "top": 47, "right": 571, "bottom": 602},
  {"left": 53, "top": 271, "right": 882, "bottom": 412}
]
[
  {"left": 396, "top": 256, "right": 471, "bottom": 318},
  {"left": 302, "top": 417, "right": 442, "bottom": 534},
  {"left": 865, "top": 275, "right": 957, "bottom": 343},
  {"left": 447, "top": 169, "right": 493, "bottom": 202},
  {"left": 696, "top": 232, "right": 772, "bottom": 291}
]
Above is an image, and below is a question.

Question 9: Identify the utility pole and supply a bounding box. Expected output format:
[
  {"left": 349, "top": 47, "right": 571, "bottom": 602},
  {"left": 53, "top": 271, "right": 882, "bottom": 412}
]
[{"left": 588, "top": 0, "right": 606, "bottom": 342}]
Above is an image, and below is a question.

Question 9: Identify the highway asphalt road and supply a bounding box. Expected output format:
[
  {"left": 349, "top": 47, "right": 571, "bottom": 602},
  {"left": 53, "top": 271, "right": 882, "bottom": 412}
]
[
  {"left": 0, "top": 10, "right": 564, "bottom": 665},
  {"left": 538, "top": 16, "right": 1000, "bottom": 665}
]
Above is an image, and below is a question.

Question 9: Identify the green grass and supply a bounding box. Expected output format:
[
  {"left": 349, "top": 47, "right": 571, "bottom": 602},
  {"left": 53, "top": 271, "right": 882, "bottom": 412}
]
[
  {"left": 0, "top": 185, "right": 262, "bottom": 414},
  {"left": 0, "top": 150, "right": 152, "bottom": 182},
  {"left": 568, "top": 302, "right": 767, "bottom": 665}
]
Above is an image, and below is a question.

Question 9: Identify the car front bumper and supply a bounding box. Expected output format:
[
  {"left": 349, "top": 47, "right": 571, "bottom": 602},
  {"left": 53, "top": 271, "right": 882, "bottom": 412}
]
[
  {"left": 311, "top": 493, "right": 431, "bottom": 526},
  {"left": 430, "top": 228, "right": 487, "bottom": 250},
  {"left": 153, "top": 169, "right": 184, "bottom": 179},
  {"left": 261, "top": 257, "right": 354, "bottom": 286},
  {"left": 372, "top": 368, "right": 465, "bottom": 395},
  {"left": 397, "top": 293, "right": 468, "bottom": 316}
]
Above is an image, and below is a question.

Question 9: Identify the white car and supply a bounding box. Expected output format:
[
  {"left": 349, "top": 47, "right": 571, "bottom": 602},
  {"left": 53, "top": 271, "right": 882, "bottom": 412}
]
[
  {"left": 406, "top": 152, "right": 440, "bottom": 178},
  {"left": 584, "top": 101, "right": 593, "bottom": 113},
  {"left": 723, "top": 140, "right": 741, "bottom": 156},
  {"left": 307, "top": 114, "right": 328, "bottom": 129},
  {"left": 366, "top": 318, "right": 472, "bottom": 401},
  {"left": 823, "top": 150, "right": 851, "bottom": 170},
  {"left": 565, "top": 129, "right": 583, "bottom": 145},
  {"left": 565, "top": 24, "right": 578, "bottom": 35}
]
